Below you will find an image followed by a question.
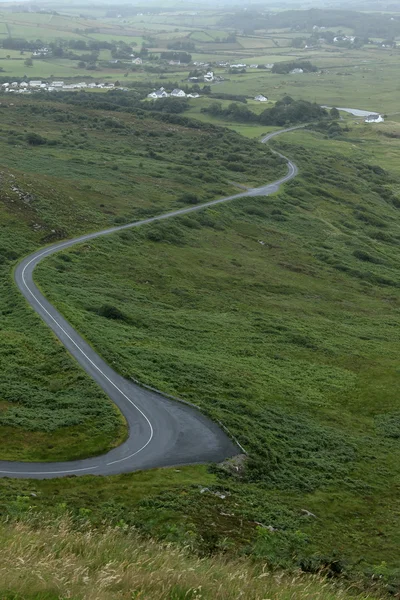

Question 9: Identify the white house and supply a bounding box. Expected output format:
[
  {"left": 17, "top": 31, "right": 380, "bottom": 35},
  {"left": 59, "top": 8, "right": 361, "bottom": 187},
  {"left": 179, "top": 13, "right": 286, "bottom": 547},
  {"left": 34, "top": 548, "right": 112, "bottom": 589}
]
[
  {"left": 11, "top": 82, "right": 19, "bottom": 88},
  {"left": 203, "top": 71, "right": 214, "bottom": 82},
  {"left": 132, "top": 57, "right": 143, "bottom": 65},
  {"left": 19, "top": 82, "right": 29, "bottom": 88},
  {"left": 51, "top": 81, "right": 64, "bottom": 88},
  {"left": 170, "top": 88, "right": 186, "bottom": 97},
  {"left": 254, "top": 94, "right": 268, "bottom": 102},
  {"left": 187, "top": 93, "right": 200, "bottom": 98},
  {"left": 290, "top": 68, "right": 304, "bottom": 74},
  {"left": 32, "top": 47, "right": 49, "bottom": 57},
  {"left": 365, "top": 114, "right": 384, "bottom": 123},
  {"left": 147, "top": 87, "right": 169, "bottom": 99},
  {"left": 29, "top": 80, "right": 42, "bottom": 88}
]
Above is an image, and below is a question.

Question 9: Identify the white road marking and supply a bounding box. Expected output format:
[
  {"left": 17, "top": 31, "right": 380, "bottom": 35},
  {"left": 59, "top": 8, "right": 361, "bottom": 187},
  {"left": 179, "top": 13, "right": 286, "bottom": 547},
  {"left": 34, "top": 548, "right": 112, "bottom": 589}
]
[
  {"left": 4, "top": 128, "right": 299, "bottom": 477},
  {"left": 10, "top": 253, "right": 155, "bottom": 475}
]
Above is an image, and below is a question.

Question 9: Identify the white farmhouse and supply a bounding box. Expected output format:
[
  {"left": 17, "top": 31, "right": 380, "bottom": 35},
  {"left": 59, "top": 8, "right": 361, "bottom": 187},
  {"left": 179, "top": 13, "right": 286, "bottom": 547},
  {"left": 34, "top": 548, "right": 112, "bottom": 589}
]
[
  {"left": 29, "top": 80, "right": 42, "bottom": 88},
  {"left": 365, "top": 114, "right": 384, "bottom": 123},
  {"left": 254, "top": 94, "right": 268, "bottom": 102},
  {"left": 147, "top": 87, "right": 169, "bottom": 99},
  {"left": 170, "top": 88, "right": 186, "bottom": 97}
]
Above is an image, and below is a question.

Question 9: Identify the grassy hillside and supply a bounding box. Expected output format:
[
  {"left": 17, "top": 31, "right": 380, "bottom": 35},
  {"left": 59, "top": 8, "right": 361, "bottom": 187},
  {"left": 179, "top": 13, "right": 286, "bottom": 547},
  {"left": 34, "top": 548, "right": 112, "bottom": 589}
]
[
  {"left": 0, "top": 516, "right": 383, "bottom": 600},
  {"left": 0, "top": 96, "right": 284, "bottom": 460},
  {"left": 32, "top": 127, "right": 400, "bottom": 581}
]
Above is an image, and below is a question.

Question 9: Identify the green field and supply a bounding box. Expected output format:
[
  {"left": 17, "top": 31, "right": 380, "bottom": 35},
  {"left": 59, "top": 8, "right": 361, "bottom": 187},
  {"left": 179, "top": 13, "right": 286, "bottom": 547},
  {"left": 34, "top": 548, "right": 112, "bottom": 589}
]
[
  {"left": 0, "top": 5, "right": 399, "bottom": 116},
  {"left": 22, "top": 119, "right": 400, "bottom": 578},
  {"left": 0, "top": 95, "right": 284, "bottom": 461},
  {"left": 1, "top": 4, "right": 400, "bottom": 595}
]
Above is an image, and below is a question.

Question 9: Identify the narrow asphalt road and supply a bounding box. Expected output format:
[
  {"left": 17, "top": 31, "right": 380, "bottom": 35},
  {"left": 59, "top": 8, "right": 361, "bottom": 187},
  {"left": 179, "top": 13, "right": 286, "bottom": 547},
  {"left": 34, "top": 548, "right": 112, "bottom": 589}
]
[{"left": 3, "top": 127, "right": 299, "bottom": 479}]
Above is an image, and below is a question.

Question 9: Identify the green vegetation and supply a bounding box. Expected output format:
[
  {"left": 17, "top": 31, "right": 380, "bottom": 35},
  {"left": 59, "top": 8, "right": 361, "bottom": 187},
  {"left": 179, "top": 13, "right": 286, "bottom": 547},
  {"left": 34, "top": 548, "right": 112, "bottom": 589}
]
[
  {"left": 30, "top": 126, "right": 400, "bottom": 584},
  {"left": 0, "top": 515, "right": 382, "bottom": 600},
  {"left": 1, "top": 3, "right": 400, "bottom": 595},
  {"left": 0, "top": 97, "right": 284, "bottom": 461},
  {"left": 271, "top": 61, "right": 318, "bottom": 74},
  {"left": 220, "top": 8, "right": 400, "bottom": 39},
  {"left": 202, "top": 96, "right": 329, "bottom": 125}
]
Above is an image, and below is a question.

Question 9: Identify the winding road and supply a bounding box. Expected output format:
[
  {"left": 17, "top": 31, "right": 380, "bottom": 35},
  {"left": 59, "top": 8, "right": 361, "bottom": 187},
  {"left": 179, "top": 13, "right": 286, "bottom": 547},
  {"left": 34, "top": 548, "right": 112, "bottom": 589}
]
[{"left": 3, "top": 127, "right": 299, "bottom": 479}]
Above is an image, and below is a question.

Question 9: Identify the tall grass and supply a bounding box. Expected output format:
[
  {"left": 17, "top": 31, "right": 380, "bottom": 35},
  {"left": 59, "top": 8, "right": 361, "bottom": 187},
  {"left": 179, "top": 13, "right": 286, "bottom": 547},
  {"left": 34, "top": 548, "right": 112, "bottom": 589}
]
[{"left": 0, "top": 517, "right": 381, "bottom": 600}]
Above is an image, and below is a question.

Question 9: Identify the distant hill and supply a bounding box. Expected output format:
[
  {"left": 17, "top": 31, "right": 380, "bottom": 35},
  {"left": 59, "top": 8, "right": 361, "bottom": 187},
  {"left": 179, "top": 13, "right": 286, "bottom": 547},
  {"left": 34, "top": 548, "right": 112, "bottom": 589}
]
[{"left": 220, "top": 8, "right": 400, "bottom": 38}]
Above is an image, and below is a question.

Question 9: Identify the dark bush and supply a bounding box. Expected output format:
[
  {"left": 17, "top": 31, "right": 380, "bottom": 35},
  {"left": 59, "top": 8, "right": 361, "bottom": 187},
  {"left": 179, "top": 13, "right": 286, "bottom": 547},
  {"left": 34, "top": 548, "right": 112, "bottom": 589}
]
[
  {"left": 26, "top": 132, "right": 47, "bottom": 146},
  {"left": 97, "top": 304, "right": 128, "bottom": 321}
]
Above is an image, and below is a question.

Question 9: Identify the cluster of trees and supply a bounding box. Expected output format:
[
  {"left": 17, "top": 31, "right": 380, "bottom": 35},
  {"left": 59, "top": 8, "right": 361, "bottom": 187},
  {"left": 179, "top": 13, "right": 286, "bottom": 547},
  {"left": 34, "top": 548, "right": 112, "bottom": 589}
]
[
  {"left": 271, "top": 61, "right": 318, "bottom": 74},
  {"left": 202, "top": 96, "right": 329, "bottom": 126},
  {"left": 159, "top": 51, "right": 192, "bottom": 63},
  {"left": 166, "top": 40, "right": 196, "bottom": 52},
  {"left": 143, "top": 97, "right": 189, "bottom": 114},
  {"left": 310, "top": 30, "right": 367, "bottom": 48}
]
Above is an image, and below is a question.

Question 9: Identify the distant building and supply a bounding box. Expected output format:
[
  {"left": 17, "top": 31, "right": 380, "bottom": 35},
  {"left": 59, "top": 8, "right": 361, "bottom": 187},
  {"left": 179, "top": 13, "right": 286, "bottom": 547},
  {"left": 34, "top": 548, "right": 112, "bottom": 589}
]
[
  {"left": 187, "top": 93, "right": 200, "bottom": 98},
  {"left": 147, "top": 87, "right": 169, "bottom": 99},
  {"left": 132, "top": 57, "right": 143, "bottom": 65},
  {"left": 32, "top": 47, "right": 49, "bottom": 57},
  {"left": 29, "top": 80, "right": 42, "bottom": 88},
  {"left": 254, "top": 94, "right": 268, "bottom": 102},
  {"left": 170, "top": 88, "right": 186, "bottom": 97},
  {"left": 290, "top": 68, "right": 304, "bottom": 74},
  {"left": 365, "top": 114, "right": 384, "bottom": 123}
]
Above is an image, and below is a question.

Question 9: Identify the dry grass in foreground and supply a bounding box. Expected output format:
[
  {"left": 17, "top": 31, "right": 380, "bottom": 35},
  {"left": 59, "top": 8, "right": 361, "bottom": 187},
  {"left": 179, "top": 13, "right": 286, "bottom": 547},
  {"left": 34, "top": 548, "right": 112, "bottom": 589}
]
[{"left": 0, "top": 517, "right": 383, "bottom": 600}]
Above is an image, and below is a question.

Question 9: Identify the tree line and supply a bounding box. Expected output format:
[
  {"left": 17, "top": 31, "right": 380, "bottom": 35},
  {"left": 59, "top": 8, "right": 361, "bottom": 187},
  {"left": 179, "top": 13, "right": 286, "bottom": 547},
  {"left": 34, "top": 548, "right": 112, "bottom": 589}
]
[{"left": 202, "top": 96, "right": 329, "bottom": 126}]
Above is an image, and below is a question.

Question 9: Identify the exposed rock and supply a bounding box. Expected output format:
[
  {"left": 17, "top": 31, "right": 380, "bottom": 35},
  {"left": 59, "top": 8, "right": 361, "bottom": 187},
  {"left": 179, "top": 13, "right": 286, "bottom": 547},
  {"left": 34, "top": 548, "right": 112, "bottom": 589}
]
[
  {"left": 301, "top": 509, "right": 317, "bottom": 518},
  {"left": 255, "top": 522, "right": 277, "bottom": 532},
  {"left": 218, "top": 453, "right": 247, "bottom": 477}
]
